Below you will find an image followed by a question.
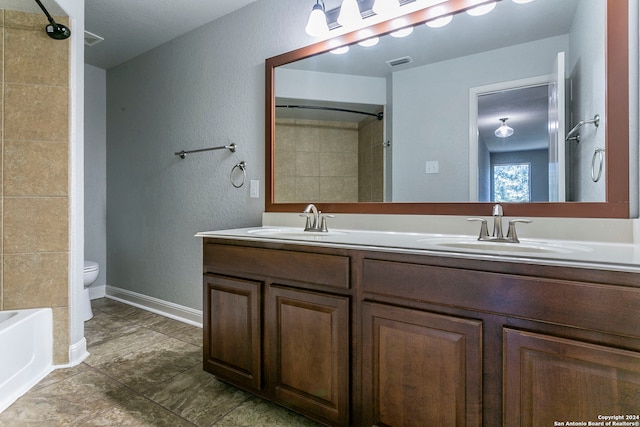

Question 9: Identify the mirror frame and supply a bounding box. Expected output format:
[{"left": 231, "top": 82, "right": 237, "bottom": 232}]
[{"left": 266, "top": 0, "right": 629, "bottom": 218}]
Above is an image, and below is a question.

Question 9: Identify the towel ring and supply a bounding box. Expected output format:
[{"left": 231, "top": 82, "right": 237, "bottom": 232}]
[
  {"left": 230, "top": 161, "right": 247, "bottom": 188},
  {"left": 591, "top": 148, "right": 605, "bottom": 182}
]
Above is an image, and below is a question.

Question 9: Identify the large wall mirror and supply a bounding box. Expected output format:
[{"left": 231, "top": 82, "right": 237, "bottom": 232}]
[{"left": 266, "top": 0, "right": 629, "bottom": 217}]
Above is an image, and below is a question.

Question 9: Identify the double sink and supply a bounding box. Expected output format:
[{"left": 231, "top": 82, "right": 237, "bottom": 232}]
[{"left": 246, "top": 227, "right": 591, "bottom": 255}]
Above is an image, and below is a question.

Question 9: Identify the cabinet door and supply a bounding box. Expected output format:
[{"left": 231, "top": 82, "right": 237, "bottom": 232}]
[
  {"left": 362, "top": 303, "right": 483, "bottom": 427},
  {"left": 266, "top": 285, "right": 350, "bottom": 426},
  {"left": 504, "top": 328, "right": 640, "bottom": 426},
  {"left": 203, "top": 274, "right": 262, "bottom": 391}
]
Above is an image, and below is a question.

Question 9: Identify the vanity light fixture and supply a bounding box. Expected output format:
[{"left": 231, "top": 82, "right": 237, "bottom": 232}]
[
  {"left": 305, "top": 0, "right": 330, "bottom": 37},
  {"left": 372, "top": 0, "right": 400, "bottom": 19},
  {"left": 390, "top": 26, "right": 414, "bottom": 37},
  {"left": 466, "top": 1, "right": 497, "bottom": 16},
  {"left": 358, "top": 36, "right": 380, "bottom": 47},
  {"left": 330, "top": 45, "right": 350, "bottom": 54},
  {"left": 426, "top": 14, "right": 452, "bottom": 28},
  {"left": 495, "top": 118, "right": 514, "bottom": 138},
  {"left": 338, "top": 0, "right": 363, "bottom": 27}
]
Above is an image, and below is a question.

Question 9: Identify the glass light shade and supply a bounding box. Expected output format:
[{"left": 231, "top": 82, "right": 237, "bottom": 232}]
[
  {"left": 426, "top": 15, "right": 452, "bottom": 28},
  {"left": 513, "top": 0, "right": 534, "bottom": 3},
  {"left": 330, "top": 45, "right": 350, "bottom": 54},
  {"left": 466, "top": 2, "right": 497, "bottom": 16},
  {"left": 305, "top": 3, "right": 329, "bottom": 37},
  {"left": 495, "top": 119, "right": 514, "bottom": 138},
  {"left": 372, "top": 0, "right": 400, "bottom": 18},
  {"left": 337, "top": 0, "right": 363, "bottom": 27},
  {"left": 390, "top": 26, "right": 414, "bottom": 38},
  {"left": 358, "top": 37, "right": 379, "bottom": 47}
]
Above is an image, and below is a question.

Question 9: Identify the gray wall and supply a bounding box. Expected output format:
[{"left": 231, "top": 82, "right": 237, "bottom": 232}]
[
  {"left": 106, "top": 0, "right": 312, "bottom": 310},
  {"left": 567, "top": 0, "right": 606, "bottom": 201},
  {"left": 391, "top": 35, "right": 568, "bottom": 202},
  {"left": 85, "top": 64, "right": 107, "bottom": 291}
]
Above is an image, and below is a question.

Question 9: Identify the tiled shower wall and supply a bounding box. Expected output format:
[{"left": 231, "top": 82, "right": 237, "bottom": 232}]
[
  {"left": 357, "top": 115, "right": 384, "bottom": 202},
  {"left": 0, "top": 10, "right": 70, "bottom": 364},
  {"left": 275, "top": 117, "right": 383, "bottom": 203}
]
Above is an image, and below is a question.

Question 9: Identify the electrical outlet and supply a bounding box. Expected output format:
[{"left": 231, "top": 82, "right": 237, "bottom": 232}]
[
  {"left": 425, "top": 160, "right": 439, "bottom": 174},
  {"left": 250, "top": 180, "right": 260, "bottom": 198}
]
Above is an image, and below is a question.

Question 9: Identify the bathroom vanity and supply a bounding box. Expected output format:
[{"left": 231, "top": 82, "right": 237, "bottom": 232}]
[{"left": 198, "top": 227, "right": 640, "bottom": 426}]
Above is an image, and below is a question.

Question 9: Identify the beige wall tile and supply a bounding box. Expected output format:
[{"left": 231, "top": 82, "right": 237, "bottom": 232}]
[
  {"left": 4, "top": 197, "right": 69, "bottom": 253},
  {"left": 295, "top": 177, "right": 319, "bottom": 202},
  {"left": 3, "top": 252, "right": 69, "bottom": 309},
  {"left": 4, "top": 140, "right": 68, "bottom": 196},
  {"left": 295, "top": 126, "right": 320, "bottom": 152},
  {"left": 320, "top": 177, "right": 358, "bottom": 202},
  {"left": 52, "top": 306, "right": 70, "bottom": 364},
  {"left": 295, "top": 152, "right": 319, "bottom": 177},
  {"left": 5, "top": 26, "right": 69, "bottom": 86},
  {"left": 4, "top": 10, "right": 68, "bottom": 30},
  {"left": 274, "top": 150, "right": 296, "bottom": 177},
  {"left": 274, "top": 176, "right": 297, "bottom": 203},
  {"left": 5, "top": 84, "right": 69, "bottom": 141},
  {"left": 1, "top": 9, "right": 71, "bottom": 366},
  {"left": 319, "top": 152, "right": 358, "bottom": 177}
]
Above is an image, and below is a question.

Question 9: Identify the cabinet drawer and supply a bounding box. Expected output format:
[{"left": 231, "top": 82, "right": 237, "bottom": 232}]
[
  {"left": 204, "top": 243, "right": 350, "bottom": 289},
  {"left": 362, "top": 258, "right": 640, "bottom": 338}
]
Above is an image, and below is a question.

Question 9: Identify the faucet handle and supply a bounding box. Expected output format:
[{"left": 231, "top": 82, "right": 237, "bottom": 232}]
[
  {"left": 320, "top": 214, "right": 335, "bottom": 232},
  {"left": 467, "top": 217, "right": 489, "bottom": 240},
  {"left": 506, "top": 219, "right": 532, "bottom": 243},
  {"left": 299, "top": 213, "right": 312, "bottom": 231}
]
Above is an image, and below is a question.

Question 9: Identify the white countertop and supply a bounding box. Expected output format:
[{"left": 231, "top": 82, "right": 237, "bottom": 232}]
[{"left": 196, "top": 226, "right": 640, "bottom": 274}]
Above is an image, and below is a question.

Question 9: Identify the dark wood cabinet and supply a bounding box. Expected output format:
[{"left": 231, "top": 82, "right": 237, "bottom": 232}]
[
  {"left": 202, "top": 241, "right": 351, "bottom": 426},
  {"left": 266, "top": 285, "right": 350, "bottom": 426},
  {"left": 203, "top": 274, "right": 262, "bottom": 391},
  {"left": 361, "top": 302, "right": 482, "bottom": 427},
  {"left": 202, "top": 237, "right": 640, "bottom": 426},
  {"left": 503, "top": 328, "right": 640, "bottom": 426}
]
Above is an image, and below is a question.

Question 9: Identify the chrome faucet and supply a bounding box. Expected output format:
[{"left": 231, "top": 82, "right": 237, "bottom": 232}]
[
  {"left": 491, "top": 204, "right": 504, "bottom": 238},
  {"left": 300, "top": 204, "right": 333, "bottom": 232},
  {"left": 467, "top": 204, "right": 531, "bottom": 243}
]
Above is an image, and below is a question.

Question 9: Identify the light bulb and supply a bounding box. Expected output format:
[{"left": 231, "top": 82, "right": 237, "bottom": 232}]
[
  {"left": 390, "top": 27, "right": 413, "bottom": 38},
  {"left": 495, "top": 118, "right": 514, "bottom": 138},
  {"left": 467, "top": 2, "right": 497, "bottom": 16},
  {"left": 426, "top": 15, "right": 452, "bottom": 28},
  {"left": 337, "top": 0, "right": 363, "bottom": 28},
  {"left": 305, "top": 2, "right": 329, "bottom": 37},
  {"left": 330, "top": 45, "right": 350, "bottom": 54},
  {"left": 372, "top": 0, "right": 400, "bottom": 19},
  {"left": 358, "top": 37, "right": 379, "bottom": 47}
]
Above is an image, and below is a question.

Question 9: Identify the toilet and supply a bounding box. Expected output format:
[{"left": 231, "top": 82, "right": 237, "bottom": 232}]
[{"left": 83, "top": 260, "right": 99, "bottom": 321}]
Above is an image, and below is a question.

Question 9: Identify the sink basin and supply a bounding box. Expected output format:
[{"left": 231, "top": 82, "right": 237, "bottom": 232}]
[
  {"left": 247, "top": 228, "right": 348, "bottom": 239},
  {"left": 417, "top": 237, "right": 591, "bottom": 255}
]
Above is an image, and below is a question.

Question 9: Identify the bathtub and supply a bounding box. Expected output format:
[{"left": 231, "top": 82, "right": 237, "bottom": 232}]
[{"left": 0, "top": 308, "right": 53, "bottom": 413}]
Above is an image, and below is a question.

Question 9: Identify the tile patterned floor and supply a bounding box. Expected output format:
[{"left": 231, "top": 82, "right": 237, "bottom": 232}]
[{"left": 0, "top": 298, "right": 322, "bottom": 426}]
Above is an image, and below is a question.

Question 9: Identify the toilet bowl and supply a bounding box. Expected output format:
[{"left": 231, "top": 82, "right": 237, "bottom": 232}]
[{"left": 83, "top": 261, "right": 99, "bottom": 321}]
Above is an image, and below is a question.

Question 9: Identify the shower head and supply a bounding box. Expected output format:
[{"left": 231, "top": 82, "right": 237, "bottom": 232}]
[
  {"left": 34, "top": 0, "right": 71, "bottom": 40},
  {"left": 46, "top": 22, "right": 71, "bottom": 40}
]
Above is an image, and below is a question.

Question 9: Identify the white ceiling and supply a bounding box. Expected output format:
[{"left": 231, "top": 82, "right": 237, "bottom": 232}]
[
  {"left": 0, "top": 0, "right": 256, "bottom": 69},
  {"left": 84, "top": 0, "right": 258, "bottom": 69}
]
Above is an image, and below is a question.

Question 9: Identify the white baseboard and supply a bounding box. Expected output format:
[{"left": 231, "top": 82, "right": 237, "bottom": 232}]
[
  {"left": 58, "top": 337, "right": 89, "bottom": 369},
  {"left": 105, "top": 285, "right": 203, "bottom": 327}
]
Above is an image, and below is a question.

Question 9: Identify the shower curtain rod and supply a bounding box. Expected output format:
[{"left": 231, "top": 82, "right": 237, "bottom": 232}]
[{"left": 276, "top": 104, "right": 383, "bottom": 120}]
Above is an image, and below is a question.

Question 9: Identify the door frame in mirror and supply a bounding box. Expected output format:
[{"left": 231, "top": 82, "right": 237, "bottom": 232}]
[{"left": 265, "top": 0, "right": 629, "bottom": 218}]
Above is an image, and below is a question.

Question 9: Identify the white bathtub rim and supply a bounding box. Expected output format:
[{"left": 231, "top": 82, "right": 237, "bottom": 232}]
[{"left": 0, "top": 308, "right": 54, "bottom": 414}]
